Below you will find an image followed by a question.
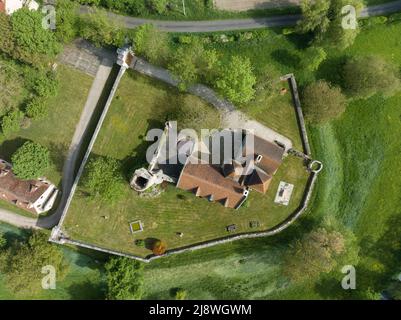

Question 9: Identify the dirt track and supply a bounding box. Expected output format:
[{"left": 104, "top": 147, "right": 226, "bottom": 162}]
[{"left": 214, "top": 0, "right": 300, "bottom": 11}]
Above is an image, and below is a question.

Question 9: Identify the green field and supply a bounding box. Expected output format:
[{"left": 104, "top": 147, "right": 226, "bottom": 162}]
[
  {"left": 140, "top": 20, "right": 401, "bottom": 299},
  {"left": 62, "top": 70, "right": 310, "bottom": 258},
  {"left": 0, "top": 65, "right": 92, "bottom": 216}
]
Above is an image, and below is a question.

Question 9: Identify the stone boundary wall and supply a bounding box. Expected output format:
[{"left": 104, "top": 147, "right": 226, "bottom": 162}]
[
  {"left": 51, "top": 69, "right": 320, "bottom": 262},
  {"left": 50, "top": 65, "right": 126, "bottom": 241},
  {"left": 281, "top": 74, "right": 312, "bottom": 156}
]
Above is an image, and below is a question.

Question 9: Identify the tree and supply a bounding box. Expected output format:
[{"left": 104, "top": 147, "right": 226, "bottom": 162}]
[
  {"left": 0, "top": 231, "right": 68, "bottom": 296},
  {"left": 146, "top": 0, "right": 167, "bottom": 14},
  {"left": 216, "top": 56, "right": 256, "bottom": 104},
  {"left": 300, "top": 47, "right": 327, "bottom": 72},
  {"left": 82, "top": 156, "right": 124, "bottom": 202},
  {"left": 105, "top": 257, "right": 144, "bottom": 300},
  {"left": 343, "top": 55, "right": 401, "bottom": 98},
  {"left": 11, "top": 141, "right": 50, "bottom": 179},
  {"left": 168, "top": 39, "right": 219, "bottom": 90},
  {"left": 302, "top": 80, "right": 347, "bottom": 124},
  {"left": 152, "top": 240, "right": 166, "bottom": 255},
  {"left": 131, "top": 24, "right": 170, "bottom": 65},
  {"left": 1, "top": 109, "right": 24, "bottom": 136},
  {"left": 32, "top": 71, "right": 59, "bottom": 98},
  {"left": 10, "top": 8, "right": 61, "bottom": 65},
  {"left": 282, "top": 228, "right": 346, "bottom": 282},
  {"left": 55, "top": 0, "right": 79, "bottom": 43},
  {"left": 296, "top": 0, "right": 330, "bottom": 35},
  {"left": 324, "top": 0, "right": 363, "bottom": 50},
  {"left": 297, "top": 0, "right": 363, "bottom": 50},
  {"left": 26, "top": 97, "right": 48, "bottom": 119},
  {"left": 78, "top": 9, "right": 125, "bottom": 47}
]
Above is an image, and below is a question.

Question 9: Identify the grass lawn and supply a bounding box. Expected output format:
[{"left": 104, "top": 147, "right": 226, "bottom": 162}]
[
  {"left": 62, "top": 71, "right": 310, "bottom": 258},
  {"left": 0, "top": 65, "right": 92, "bottom": 217}
]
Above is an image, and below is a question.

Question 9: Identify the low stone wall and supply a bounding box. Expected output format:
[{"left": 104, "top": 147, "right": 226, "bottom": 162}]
[{"left": 281, "top": 74, "right": 312, "bottom": 156}]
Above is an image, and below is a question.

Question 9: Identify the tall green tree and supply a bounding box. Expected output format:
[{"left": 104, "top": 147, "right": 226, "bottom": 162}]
[
  {"left": 0, "top": 231, "right": 68, "bottom": 297},
  {"left": 82, "top": 156, "right": 124, "bottom": 202},
  {"left": 78, "top": 8, "right": 125, "bottom": 47},
  {"left": 283, "top": 228, "right": 346, "bottom": 282},
  {"left": 216, "top": 56, "right": 256, "bottom": 104},
  {"left": 10, "top": 8, "right": 61, "bottom": 65},
  {"left": 302, "top": 80, "right": 347, "bottom": 124},
  {"left": 297, "top": 0, "right": 363, "bottom": 50},
  {"left": 105, "top": 257, "right": 144, "bottom": 300},
  {"left": 131, "top": 24, "right": 170, "bottom": 65},
  {"left": 296, "top": 0, "right": 330, "bottom": 35},
  {"left": 343, "top": 55, "right": 401, "bottom": 98},
  {"left": 56, "top": 0, "right": 79, "bottom": 43},
  {"left": 11, "top": 141, "right": 51, "bottom": 179}
]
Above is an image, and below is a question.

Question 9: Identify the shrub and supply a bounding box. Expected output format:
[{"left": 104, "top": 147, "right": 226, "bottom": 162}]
[
  {"left": 32, "top": 72, "right": 59, "bottom": 98},
  {"left": 26, "top": 97, "right": 48, "bottom": 119},
  {"left": 82, "top": 156, "right": 124, "bottom": 202},
  {"left": 152, "top": 240, "right": 166, "bottom": 255},
  {"left": 135, "top": 239, "right": 145, "bottom": 247},
  {"left": 131, "top": 23, "right": 170, "bottom": 65},
  {"left": 105, "top": 257, "right": 144, "bottom": 300},
  {"left": 302, "top": 80, "right": 347, "bottom": 124},
  {"left": 146, "top": 0, "right": 167, "bottom": 14},
  {"left": 1, "top": 109, "right": 24, "bottom": 136},
  {"left": 175, "top": 288, "right": 187, "bottom": 300},
  {"left": 11, "top": 141, "right": 50, "bottom": 179}
]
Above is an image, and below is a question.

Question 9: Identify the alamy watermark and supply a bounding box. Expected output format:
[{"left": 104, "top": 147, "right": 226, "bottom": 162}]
[
  {"left": 341, "top": 265, "right": 356, "bottom": 290},
  {"left": 41, "top": 265, "right": 56, "bottom": 290},
  {"left": 342, "top": 5, "right": 358, "bottom": 30},
  {"left": 42, "top": 1, "right": 56, "bottom": 30}
]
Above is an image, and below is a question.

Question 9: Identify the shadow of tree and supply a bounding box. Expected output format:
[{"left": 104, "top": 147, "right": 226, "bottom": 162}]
[
  {"left": 67, "top": 279, "right": 106, "bottom": 300},
  {"left": 0, "top": 137, "right": 29, "bottom": 161},
  {"left": 271, "top": 49, "right": 301, "bottom": 68}
]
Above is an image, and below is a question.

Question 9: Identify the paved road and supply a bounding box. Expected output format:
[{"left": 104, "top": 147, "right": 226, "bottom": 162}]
[
  {"left": 80, "top": 0, "right": 401, "bottom": 32},
  {"left": 0, "top": 42, "right": 114, "bottom": 230}
]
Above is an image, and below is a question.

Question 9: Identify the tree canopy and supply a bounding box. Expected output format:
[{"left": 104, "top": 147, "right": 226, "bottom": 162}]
[
  {"left": 283, "top": 228, "right": 347, "bottom": 282},
  {"left": 131, "top": 23, "right": 170, "bottom": 65},
  {"left": 302, "top": 80, "right": 347, "bottom": 124},
  {"left": 343, "top": 55, "right": 401, "bottom": 98},
  {"left": 82, "top": 156, "right": 124, "bottom": 201},
  {"left": 10, "top": 8, "right": 61, "bottom": 65},
  {"left": 297, "top": 0, "right": 363, "bottom": 50},
  {"left": 11, "top": 141, "right": 51, "bottom": 179},
  {"left": 216, "top": 56, "right": 256, "bottom": 104},
  {"left": 105, "top": 257, "right": 144, "bottom": 300},
  {"left": 0, "top": 231, "right": 68, "bottom": 296}
]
